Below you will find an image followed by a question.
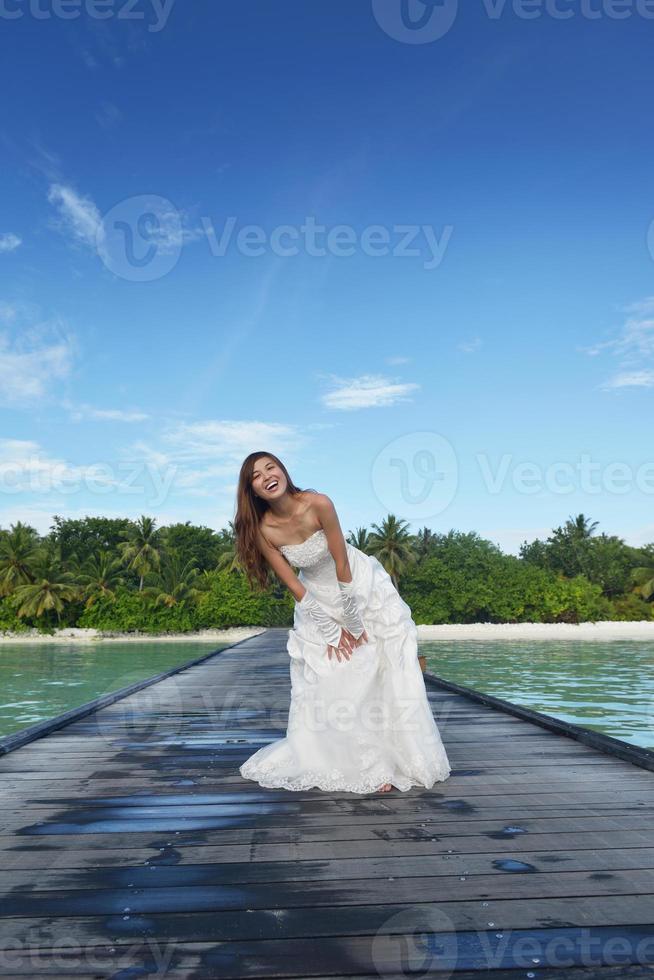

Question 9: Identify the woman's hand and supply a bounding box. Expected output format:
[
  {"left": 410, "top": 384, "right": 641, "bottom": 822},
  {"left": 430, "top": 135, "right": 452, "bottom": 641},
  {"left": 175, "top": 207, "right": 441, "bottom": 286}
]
[
  {"left": 327, "top": 627, "right": 355, "bottom": 662},
  {"left": 327, "top": 627, "right": 369, "bottom": 662}
]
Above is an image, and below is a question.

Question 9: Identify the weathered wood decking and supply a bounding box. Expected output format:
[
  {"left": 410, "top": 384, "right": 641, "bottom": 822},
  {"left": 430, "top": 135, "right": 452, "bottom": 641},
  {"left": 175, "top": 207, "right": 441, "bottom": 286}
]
[{"left": 1, "top": 628, "right": 654, "bottom": 978}]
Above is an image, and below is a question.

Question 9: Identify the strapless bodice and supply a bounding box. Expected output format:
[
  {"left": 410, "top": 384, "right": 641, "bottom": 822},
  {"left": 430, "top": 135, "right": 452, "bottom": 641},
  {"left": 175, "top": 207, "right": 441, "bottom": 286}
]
[{"left": 279, "top": 528, "right": 340, "bottom": 592}]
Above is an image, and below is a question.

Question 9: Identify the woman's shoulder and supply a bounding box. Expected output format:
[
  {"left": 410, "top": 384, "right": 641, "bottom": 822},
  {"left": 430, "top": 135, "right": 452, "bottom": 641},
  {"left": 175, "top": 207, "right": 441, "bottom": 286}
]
[
  {"left": 311, "top": 491, "right": 337, "bottom": 517},
  {"left": 301, "top": 491, "right": 336, "bottom": 526}
]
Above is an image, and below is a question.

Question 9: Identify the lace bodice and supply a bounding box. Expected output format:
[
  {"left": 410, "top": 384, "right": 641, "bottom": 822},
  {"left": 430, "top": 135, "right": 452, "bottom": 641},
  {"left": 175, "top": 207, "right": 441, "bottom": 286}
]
[{"left": 279, "top": 528, "right": 340, "bottom": 592}]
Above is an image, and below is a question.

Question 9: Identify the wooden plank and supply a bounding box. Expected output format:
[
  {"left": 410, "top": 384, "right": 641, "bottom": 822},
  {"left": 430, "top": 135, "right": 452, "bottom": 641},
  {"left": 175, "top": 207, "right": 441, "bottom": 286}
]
[
  {"left": 2, "top": 828, "right": 654, "bottom": 871},
  {"left": 2, "top": 893, "right": 654, "bottom": 948},
  {"left": 1, "top": 627, "right": 653, "bottom": 978},
  {"left": 1, "top": 925, "right": 654, "bottom": 978},
  {"left": 6, "top": 844, "right": 654, "bottom": 892}
]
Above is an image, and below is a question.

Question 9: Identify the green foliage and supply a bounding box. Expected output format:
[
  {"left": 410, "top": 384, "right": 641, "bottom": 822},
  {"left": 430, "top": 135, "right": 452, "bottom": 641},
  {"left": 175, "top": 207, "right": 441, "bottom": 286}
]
[
  {"left": 0, "top": 522, "right": 41, "bottom": 597},
  {"left": 48, "top": 515, "right": 134, "bottom": 565},
  {"left": 539, "top": 575, "right": 611, "bottom": 624},
  {"left": 12, "top": 541, "right": 78, "bottom": 623},
  {"left": 78, "top": 587, "right": 199, "bottom": 633},
  {"left": 608, "top": 593, "right": 654, "bottom": 621},
  {"left": 0, "top": 595, "right": 30, "bottom": 633},
  {"left": 118, "top": 515, "right": 163, "bottom": 592},
  {"left": 401, "top": 552, "right": 609, "bottom": 624},
  {"left": 519, "top": 513, "right": 635, "bottom": 596},
  {"left": 159, "top": 522, "right": 225, "bottom": 572},
  {"left": 195, "top": 569, "right": 293, "bottom": 628},
  {"left": 0, "top": 510, "right": 651, "bottom": 631},
  {"left": 366, "top": 514, "right": 416, "bottom": 588}
]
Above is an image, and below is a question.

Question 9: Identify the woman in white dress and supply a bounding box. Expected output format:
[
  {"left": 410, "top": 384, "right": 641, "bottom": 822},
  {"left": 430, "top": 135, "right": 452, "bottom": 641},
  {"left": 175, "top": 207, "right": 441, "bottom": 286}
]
[{"left": 235, "top": 451, "right": 451, "bottom": 794}]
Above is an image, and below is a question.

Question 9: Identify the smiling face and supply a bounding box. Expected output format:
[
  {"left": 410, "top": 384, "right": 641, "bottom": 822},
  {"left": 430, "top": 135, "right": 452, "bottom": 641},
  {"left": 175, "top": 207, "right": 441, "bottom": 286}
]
[{"left": 250, "top": 455, "right": 288, "bottom": 501}]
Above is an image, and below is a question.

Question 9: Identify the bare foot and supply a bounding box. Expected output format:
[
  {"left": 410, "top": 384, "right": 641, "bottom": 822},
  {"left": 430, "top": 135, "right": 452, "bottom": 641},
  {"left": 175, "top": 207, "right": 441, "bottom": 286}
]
[{"left": 378, "top": 782, "right": 393, "bottom": 792}]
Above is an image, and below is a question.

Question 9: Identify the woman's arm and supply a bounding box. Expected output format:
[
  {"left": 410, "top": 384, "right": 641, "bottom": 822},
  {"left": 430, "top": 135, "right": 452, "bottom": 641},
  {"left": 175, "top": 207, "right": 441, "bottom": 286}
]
[
  {"left": 313, "top": 495, "right": 366, "bottom": 641},
  {"left": 312, "top": 493, "right": 353, "bottom": 582},
  {"left": 256, "top": 525, "right": 352, "bottom": 657},
  {"left": 256, "top": 527, "right": 307, "bottom": 602}
]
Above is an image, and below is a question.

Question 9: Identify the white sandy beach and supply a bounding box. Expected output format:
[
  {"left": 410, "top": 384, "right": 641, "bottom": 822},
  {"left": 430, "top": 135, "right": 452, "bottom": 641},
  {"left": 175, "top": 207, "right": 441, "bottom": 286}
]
[
  {"left": 416, "top": 621, "right": 654, "bottom": 641},
  {"left": 1, "top": 622, "right": 653, "bottom": 643},
  {"left": 0, "top": 627, "right": 268, "bottom": 644}
]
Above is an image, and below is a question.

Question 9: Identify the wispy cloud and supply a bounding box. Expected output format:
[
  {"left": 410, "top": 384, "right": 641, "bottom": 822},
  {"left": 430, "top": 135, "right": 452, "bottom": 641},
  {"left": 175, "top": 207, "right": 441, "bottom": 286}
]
[
  {"left": 95, "top": 101, "right": 123, "bottom": 129},
  {"left": 458, "top": 336, "right": 482, "bottom": 353},
  {"left": 320, "top": 373, "right": 420, "bottom": 411},
  {"left": 0, "top": 313, "right": 74, "bottom": 406},
  {"left": 584, "top": 297, "right": 654, "bottom": 389},
  {"left": 66, "top": 401, "right": 149, "bottom": 423},
  {"left": 0, "top": 438, "right": 117, "bottom": 495},
  {"left": 47, "top": 183, "right": 102, "bottom": 248},
  {"left": 0, "top": 302, "right": 20, "bottom": 323},
  {"left": 0, "top": 233, "right": 22, "bottom": 253},
  {"left": 123, "top": 419, "right": 305, "bottom": 498},
  {"left": 385, "top": 355, "right": 411, "bottom": 365},
  {"left": 601, "top": 370, "right": 654, "bottom": 390},
  {"left": 47, "top": 180, "right": 203, "bottom": 260}
]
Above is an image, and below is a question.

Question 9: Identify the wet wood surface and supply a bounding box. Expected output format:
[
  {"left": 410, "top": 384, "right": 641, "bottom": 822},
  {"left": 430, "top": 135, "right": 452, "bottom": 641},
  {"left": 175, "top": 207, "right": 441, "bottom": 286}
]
[{"left": 1, "top": 627, "right": 653, "bottom": 977}]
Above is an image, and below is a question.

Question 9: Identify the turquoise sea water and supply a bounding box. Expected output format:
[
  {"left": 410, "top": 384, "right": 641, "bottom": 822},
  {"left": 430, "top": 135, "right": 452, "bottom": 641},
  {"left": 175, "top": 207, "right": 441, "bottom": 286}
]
[
  {"left": 0, "top": 637, "right": 651, "bottom": 751},
  {"left": 0, "top": 641, "right": 228, "bottom": 739},
  {"left": 421, "top": 639, "right": 654, "bottom": 750}
]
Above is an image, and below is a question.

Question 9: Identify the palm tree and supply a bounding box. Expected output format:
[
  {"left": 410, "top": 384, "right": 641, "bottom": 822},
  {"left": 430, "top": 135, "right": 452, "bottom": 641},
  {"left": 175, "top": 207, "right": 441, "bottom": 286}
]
[
  {"left": 562, "top": 513, "right": 600, "bottom": 581},
  {"left": 632, "top": 566, "right": 654, "bottom": 601},
  {"left": 566, "top": 513, "right": 599, "bottom": 540},
  {"left": 0, "top": 522, "right": 41, "bottom": 596},
  {"left": 143, "top": 554, "right": 201, "bottom": 607},
  {"left": 346, "top": 526, "right": 371, "bottom": 552},
  {"left": 412, "top": 526, "right": 436, "bottom": 561},
  {"left": 367, "top": 514, "right": 416, "bottom": 588},
  {"left": 215, "top": 526, "right": 243, "bottom": 574},
  {"left": 73, "top": 551, "right": 124, "bottom": 609},
  {"left": 12, "top": 544, "right": 77, "bottom": 622},
  {"left": 631, "top": 544, "right": 654, "bottom": 601},
  {"left": 118, "top": 516, "right": 162, "bottom": 591}
]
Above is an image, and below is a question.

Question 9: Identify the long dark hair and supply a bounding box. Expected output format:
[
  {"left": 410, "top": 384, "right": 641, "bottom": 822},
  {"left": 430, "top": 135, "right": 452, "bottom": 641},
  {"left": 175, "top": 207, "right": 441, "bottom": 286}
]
[{"left": 234, "top": 451, "right": 317, "bottom": 591}]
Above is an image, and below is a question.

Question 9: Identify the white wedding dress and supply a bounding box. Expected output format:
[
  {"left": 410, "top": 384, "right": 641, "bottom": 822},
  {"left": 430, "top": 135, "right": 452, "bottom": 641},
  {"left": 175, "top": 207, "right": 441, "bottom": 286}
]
[{"left": 239, "top": 529, "right": 451, "bottom": 793}]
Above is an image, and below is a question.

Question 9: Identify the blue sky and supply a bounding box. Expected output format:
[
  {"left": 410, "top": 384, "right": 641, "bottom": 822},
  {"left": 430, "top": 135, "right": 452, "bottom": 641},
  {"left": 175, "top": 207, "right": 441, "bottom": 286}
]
[{"left": 1, "top": 0, "right": 654, "bottom": 553}]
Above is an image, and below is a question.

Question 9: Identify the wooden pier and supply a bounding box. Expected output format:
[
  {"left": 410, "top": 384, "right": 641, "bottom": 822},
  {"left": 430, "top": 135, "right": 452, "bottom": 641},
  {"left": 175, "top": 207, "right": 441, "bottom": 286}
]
[{"left": 1, "top": 627, "right": 654, "bottom": 978}]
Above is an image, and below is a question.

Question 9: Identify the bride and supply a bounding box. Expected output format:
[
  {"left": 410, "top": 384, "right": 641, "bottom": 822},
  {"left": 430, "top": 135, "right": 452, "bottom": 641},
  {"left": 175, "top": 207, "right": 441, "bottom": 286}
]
[{"left": 235, "top": 451, "right": 451, "bottom": 794}]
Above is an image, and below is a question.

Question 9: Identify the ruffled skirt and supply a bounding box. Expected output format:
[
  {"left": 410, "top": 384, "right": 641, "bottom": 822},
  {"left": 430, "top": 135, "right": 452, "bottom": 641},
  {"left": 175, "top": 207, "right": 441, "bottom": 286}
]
[{"left": 239, "top": 544, "right": 451, "bottom": 793}]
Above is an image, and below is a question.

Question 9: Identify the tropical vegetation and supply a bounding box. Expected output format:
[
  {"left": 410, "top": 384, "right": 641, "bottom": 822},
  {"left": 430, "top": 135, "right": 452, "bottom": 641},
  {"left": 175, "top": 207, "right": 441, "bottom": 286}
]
[{"left": 0, "top": 512, "right": 651, "bottom": 634}]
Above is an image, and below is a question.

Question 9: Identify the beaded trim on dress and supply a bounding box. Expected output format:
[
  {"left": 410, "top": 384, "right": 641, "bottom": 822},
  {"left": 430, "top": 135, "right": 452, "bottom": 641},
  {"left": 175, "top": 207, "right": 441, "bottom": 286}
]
[{"left": 279, "top": 528, "right": 325, "bottom": 556}]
